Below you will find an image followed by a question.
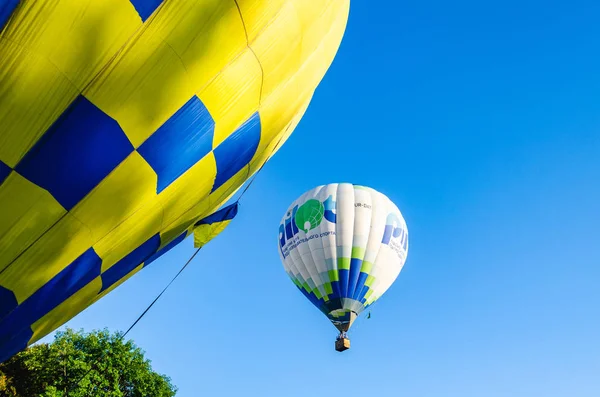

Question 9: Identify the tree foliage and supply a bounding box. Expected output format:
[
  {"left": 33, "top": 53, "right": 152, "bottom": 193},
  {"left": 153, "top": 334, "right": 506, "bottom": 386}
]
[{"left": 0, "top": 328, "right": 176, "bottom": 397}]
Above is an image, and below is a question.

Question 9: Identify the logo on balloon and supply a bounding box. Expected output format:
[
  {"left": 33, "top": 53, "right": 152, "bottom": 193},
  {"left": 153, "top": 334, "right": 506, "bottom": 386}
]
[
  {"left": 295, "top": 199, "right": 324, "bottom": 233},
  {"left": 382, "top": 212, "right": 408, "bottom": 253},
  {"left": 279, "top": 195, "right": 336, "bottom": 253}
]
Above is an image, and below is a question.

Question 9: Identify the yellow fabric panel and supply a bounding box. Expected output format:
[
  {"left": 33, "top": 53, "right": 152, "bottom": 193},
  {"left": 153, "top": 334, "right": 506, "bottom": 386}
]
[
  {"left": 0, "top": 0, "right": 142, "bottom": 166},
  {"left": 290, "top": 0, "right": 350, "bottom": 90},
  {"left": 249, "top": 98, "right": 310, "bottom": 174},
  {"left": 2, "top": 0, "right": 141, "bottom": 88},
  {"left": 292, "top": 0, "right": 348, "bottom": 63},
  {"left": 94, "top": 202, "right": 163, "bottom": 273},
  {"left": 198, "top": 49, "right": 262, "bottom": 148},
  {"left": 158, "top": 0, "right": 247, "bottom": 92},
  {"left": 29, "top": 277, "right": 103, "bottom": 345},
  {"left": 157, "top": 152, "right": 216, "bottom": 228},
  {"left": 235, "top": 0, "right": 287, "bottom": 42},
  {"left": 85, "top": 29, "right": 195, "bottom": 148},
  {"left": 70, "top": 153, "right": 158, "bottom": 243},
  {"left": 0, "top": 39, "right": 77, "bottom": 167},
  {"left": 93, "top": 264, "right": 143, "bottom": 304},
  {"left": 249, "top": 85, "right": 311, "bottom": 172},
  {"left": 247, "top": 2, "right": 302, "bottom": 99},
  {"left": 193, "top": 220, "right": 231, "bottom": 248},
  {"left": 0, "top": 213, "right": 93, "bottom": 303},
  {"left": 0, "top": 172, "right": 66, "bottom": 273}
]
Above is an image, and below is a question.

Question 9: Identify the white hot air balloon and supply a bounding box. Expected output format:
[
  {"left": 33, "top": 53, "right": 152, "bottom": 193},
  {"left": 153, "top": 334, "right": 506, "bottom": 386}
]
[{"left": 277, "top": 183, "right": 409, "bottom": 351}]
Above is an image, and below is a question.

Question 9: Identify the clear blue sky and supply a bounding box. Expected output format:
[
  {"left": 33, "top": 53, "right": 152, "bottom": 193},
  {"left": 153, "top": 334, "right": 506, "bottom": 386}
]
[{"left": 42, "top": 1, "right": 600, "bottom": 395}]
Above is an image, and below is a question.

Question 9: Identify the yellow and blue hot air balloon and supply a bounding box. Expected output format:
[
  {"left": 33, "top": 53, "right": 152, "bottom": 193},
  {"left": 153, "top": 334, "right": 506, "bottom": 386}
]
[{"left": 0, "top": 0, "right": 350, "bottom": 361}]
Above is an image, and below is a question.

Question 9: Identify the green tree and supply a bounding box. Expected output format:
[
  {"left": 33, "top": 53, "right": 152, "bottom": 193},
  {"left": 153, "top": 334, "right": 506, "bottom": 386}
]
[{"left": 0, "top": 328, "right": 176, "bottom": 397}]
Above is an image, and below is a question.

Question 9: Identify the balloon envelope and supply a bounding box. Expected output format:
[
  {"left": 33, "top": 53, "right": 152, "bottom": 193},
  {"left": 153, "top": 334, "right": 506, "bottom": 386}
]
[
  {"left": 0, "top": 0, "right": 349, "bottom": 361},
  {"left": 278, "top": 183, "right": 409, "bottom": 332}
]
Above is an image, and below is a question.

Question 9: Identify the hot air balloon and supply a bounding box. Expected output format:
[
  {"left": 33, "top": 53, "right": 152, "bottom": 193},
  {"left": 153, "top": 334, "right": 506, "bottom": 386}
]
[
  {"left": 278, "top": 183, "right": 409, "bottom": 352},
  {"left": 0, "top": 0, "right": 350, "bottom": 362}
]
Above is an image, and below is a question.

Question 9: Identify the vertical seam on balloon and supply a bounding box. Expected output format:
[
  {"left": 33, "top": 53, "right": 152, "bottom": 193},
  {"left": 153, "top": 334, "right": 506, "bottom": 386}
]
[
  {"left": 356, "top": 188, "right": 384, "bottom": 304},
  {"left": 233, "top": 0, "right": 265, "bottom": 106},
  {"left": 352, "top": 185, "right": 374, "bottom": 301},
  {"left": 344, "top": 184, "right": 356, "bottom": 299},
  {"left": 348, "top": 185, "right": 361, "bottom": 299},
  {"left": 330, "top": 183, "right": 339, "bottom": 292},
  {"left": 323, "top": 184, "right": 340, "bottom": 300},
  {"left": 364, "top": 192, "right": 390, "bottom": 306},
  {"left": 297, "top": 189, "right": 324, "bottom": 302},
  {"left": 333, "top": 183, "right": 344, "bottom": 299},
  {"left": 304, "top": 185, "right": 328, "bottom": 300},
  {"left": 291, "top": 191, "right": 321, "bottom": 302},
  {"left": 311, "top": 185, "right": 331, "bottom": 299}
]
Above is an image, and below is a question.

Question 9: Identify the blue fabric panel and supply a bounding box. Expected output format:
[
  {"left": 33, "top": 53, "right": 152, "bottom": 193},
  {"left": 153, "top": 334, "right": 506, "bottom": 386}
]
[
  {"left": 346, "top": 258, "right": 363, "bottom": 298},
  {"left": 129, "top": 0, "right": 163, "bottom": 21},
  {"left": 212, "top": 112, "right": 261, "bottom": 192},
  {"left": 290, "top": 206, "right": 299, "bottom": 235},
  {"left": 0, "top": 248, "right": 101, "bottom": 358},
  {"left": 144, "top": 231, "right": 187, "bottom": 267},
  {"left": 15, "top": 96, "right": 134, "bottom": 210},
  {"left": 0, "top": 326, "right": 32, "bottom": 364},
  {"left": 195, "top": 203, "right": 239, "bottom": 226},
  {"left": 138, "top": 96, "right": 215, "bottom": 194},
  {"left": 382, "top": 222, "right": 402, "bottom": 245},
  {"left": 330, "top": 280, "right": 342, "bottom": 300},
  {"left": 278, "top": 224, "right": 286, "bottom": 251},
  {"left": 353, "top": 272, "right": 370, "bottom": 301},
  {"left": 323, "top": 195, "right": 336, "bottom": 223},
  {"left": 0, "top": 0, "right": 19, "bottom": 31},
  {"left": 358, "top": 285, "right": 372, "bottom": 304},
  {"left": 381, "top": 224, "right": 393, "bottom": 245},
  {"left": 283, "top": 206, "right": 299, "bottom": 240},
  {"left": 0, "top": 286, "right": 17, "bottom": 321},
  {"left": 100, "top": 234, "right": 161, "bottom": 293},
  {"left": 284, "top": 218, "right": 294, "bottom": 241},
  {"left": 338, "top": 269, "right": 349, "bottom": 298},
  {"left": 0, "top": 159, "right": 10, "bottom": 186}
]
